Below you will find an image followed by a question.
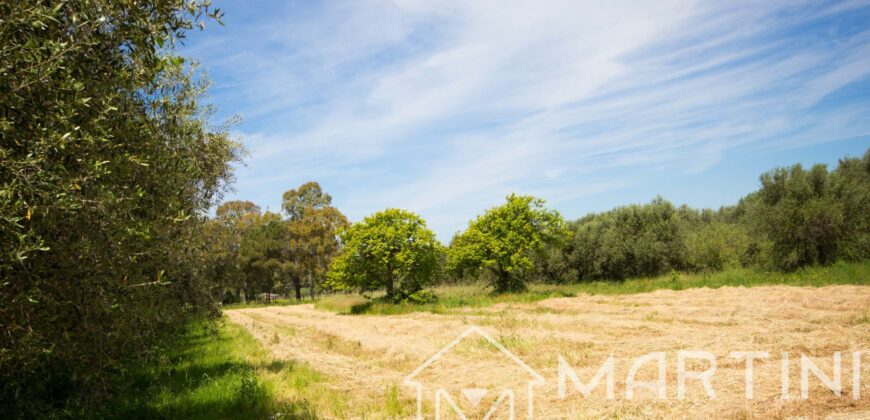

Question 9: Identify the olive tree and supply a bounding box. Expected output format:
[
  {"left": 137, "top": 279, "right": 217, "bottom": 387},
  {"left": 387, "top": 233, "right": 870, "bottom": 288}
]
[
  {"left": 749, "top": 155, "right": 870, "bottom": 270},
  {"left": 0, "top": 1, "right": 239, "bottom": 414}
]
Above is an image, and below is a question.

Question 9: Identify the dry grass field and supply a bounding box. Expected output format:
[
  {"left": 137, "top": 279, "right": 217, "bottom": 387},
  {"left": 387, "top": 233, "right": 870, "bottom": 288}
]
[{"left": 226, "top": 285, "right": 870, "bottom": 419}]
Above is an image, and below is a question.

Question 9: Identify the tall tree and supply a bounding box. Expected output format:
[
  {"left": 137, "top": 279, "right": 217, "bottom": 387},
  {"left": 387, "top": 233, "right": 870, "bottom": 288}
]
[
  {"left": 239, "top": 211, "right": 289, "bottom": 301},
  {"left": 216, "top": 200, "right": 261, "bottom": 220},
  {"left": 282, "top": 181, "right": 332, "bottom": 221},
  {"left": 289, "top": 206, "right": 348, "bottom": 300},
  {"left": 751, "top": 164, "right": 845, "bottom": 269},
  {"left": 208, "top": 200, "right": 263, "bottom": 301},
  {"left": 282, "top": 182, "right": 346, "bottom": 300}
]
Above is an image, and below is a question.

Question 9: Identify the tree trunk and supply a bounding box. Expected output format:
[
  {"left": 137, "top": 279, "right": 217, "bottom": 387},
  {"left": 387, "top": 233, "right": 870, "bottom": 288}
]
[
  {"left": 308, "top": 275, "right": 315, "bottom": 300},
  {"left": 385, "top": 272, "right": 394, "bottom": 300},
  {"left": 293, "top": 277, "right": 302, "bottom": 301},
  {"left": 492, "top": 263, "right": 523, "bottom": 293}
]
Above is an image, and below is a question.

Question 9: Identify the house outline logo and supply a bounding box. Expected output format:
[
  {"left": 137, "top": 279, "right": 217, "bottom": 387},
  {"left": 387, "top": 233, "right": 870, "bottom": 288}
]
[{"left": 403, "top": 325, "right": 545, "bottom": 419}]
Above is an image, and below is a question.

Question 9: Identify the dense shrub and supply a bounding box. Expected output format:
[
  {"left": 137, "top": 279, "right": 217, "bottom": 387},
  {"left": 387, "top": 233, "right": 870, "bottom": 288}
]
[
  {"left": 684, "top": 222, "right": 751, "bottom": 271},
  {"left": 828, "top": 150, "right": 870, "bottom": 261},
  {"left": 751, "top": 165, "right": 845, "bottom": 269},
  {"left": 565, "top": 197, "right": 688, "bottom": 280},
  {"left": 530, "top": 244, "right": 578, "bottom": 284}
]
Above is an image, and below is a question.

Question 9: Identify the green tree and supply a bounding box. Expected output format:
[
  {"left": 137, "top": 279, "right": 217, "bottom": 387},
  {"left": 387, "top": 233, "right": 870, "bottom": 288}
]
[
  {"left": 565, "top": 197, "right": 687, "bottom": 280},
  {"left": 448, "top": 194, "right": 565, "bottom": 293},
  {"left": 216, "top": 200, "right": 261, "bottom": 220},
  {"left": 684, "top": 222, "right": 751, "bottom": 271},
  {"left": 239, "top": 211, "right": 289, "bottom": 301},
  {"left": 746, "top": 150, "right": 870, "bottom": 270},
  {"left": 282, "top": 181, "right": 332, "bottom": 221},
  {"left": 289, "top": 206, "right": 348, "bottom": 300},
  {"left": 327, "top": 209, "right": 440, "bottom": 300},
  {"left": 282, "top": 182, "right": 347, "bottom": 300},
  {"left": 205, "top": 200, "right": 264, "bottom": 303},
  {"left": 751, "top": 164, "right": 845, "bottom": 269},
  {"left": 0, "top": 1, "right": 238, "bottom": 414},
  {"left": 829, "top": 149, "right": 870, "bottom": 260}
]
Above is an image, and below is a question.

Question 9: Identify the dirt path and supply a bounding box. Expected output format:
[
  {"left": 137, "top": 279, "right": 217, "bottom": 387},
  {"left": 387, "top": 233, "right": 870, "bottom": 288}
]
[{"left": 226, "top": 285, "right": 870, "bottom": 419}]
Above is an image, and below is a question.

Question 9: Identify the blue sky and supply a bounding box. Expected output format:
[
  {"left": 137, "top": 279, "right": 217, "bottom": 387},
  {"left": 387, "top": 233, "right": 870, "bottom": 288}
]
[{"left": 182, "top": 0, "right": 870, "bottom": 240}]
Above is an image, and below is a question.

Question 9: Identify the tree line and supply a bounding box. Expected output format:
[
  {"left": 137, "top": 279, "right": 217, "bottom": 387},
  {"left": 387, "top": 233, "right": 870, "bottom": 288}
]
[{"left": 207, "top": 147, "right": 870, "bottom": 302}]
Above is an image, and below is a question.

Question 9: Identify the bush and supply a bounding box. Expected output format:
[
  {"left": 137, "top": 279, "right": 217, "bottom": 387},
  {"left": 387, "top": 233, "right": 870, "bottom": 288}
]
[
  {"left": 830, "top": 150, "right": 870, "bottom": 260},
  {"left": 405, "top": 290, "right": 439, "bottom": 304},
  {"left": 685, "top": 222, "right": 751, "bottom": 271}
]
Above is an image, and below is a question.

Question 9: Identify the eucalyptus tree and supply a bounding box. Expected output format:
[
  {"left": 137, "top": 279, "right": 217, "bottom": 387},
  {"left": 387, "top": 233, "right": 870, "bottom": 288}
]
[
  {"left": 239, "top": 211, "right": 289, "bottom": 301},
  {"left": 283, "top": 182, "right": 347, "bottom": 300},
  {"left": 289, "top": 206, "right": 348, "bottom": 299},
  {"left": 210, "top": 200, "right": 263, "bottom": 301},
  {"left": 283, "top": 181, "right": 332, "bottom": 221}
]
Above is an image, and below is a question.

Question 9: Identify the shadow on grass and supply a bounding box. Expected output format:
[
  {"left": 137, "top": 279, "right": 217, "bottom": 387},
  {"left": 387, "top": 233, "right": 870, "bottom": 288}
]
[
  {"left": 103, "top": 322, "right": 317, "bottom": 420},
  {"left": 349, "top": 301, "right": 373, "bottom": 314}
]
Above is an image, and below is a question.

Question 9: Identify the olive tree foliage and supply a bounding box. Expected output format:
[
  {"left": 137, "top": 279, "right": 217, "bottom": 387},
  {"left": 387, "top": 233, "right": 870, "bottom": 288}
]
[
  {"left": 327, "top": 209, "right": 440, "bottom": 300},
  {"left": 533, "top": 148, "right": 870, "bottom": 281},
  {"left": 752, "top": 164, "right": 844, "bottom": 269},
  {"left": 0, "top": 0, "right": 240, "bottom": 414},
  {"left": 747, "top": 151, "right": 870, "bottom": 270},
  {"left": 447, "top": 194, "right": 565, "bottom": 293},
  {"left": 684, "top": 221, "right": 752, "bottom": 271},
  {"left": 570, "top": 197, "right": 688, "bottom": 280},
  {"left": 830, "top": 149, "right": 870, "bottom": 260}
]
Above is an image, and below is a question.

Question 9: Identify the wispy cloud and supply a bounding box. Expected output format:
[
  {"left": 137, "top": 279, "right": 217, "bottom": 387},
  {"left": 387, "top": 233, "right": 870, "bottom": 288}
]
[{"left": 185, "top": 0, "right": 870, "bottom": 239}]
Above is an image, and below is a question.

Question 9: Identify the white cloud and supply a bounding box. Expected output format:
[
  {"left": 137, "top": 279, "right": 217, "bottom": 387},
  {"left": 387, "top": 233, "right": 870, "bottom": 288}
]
[{"left": 188, "top": 0, "right": 870, "bottom": 239}]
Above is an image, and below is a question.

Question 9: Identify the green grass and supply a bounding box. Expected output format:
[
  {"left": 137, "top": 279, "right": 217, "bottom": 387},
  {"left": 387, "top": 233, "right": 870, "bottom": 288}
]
[
  {"left": 105, "top": 319, "right": 325, "bottom": 419},
  {"left": 222, "top": 297, "right": 311, "bottom": 310},
  {"left": 316, "top": 260, "right": 870, "bottom": 315}
]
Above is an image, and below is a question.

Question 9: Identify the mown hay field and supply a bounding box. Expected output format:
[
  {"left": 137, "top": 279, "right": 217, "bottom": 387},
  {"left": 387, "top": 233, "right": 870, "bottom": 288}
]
[{"left": 226, "top": 285, "right": 870, "bottom": 419}]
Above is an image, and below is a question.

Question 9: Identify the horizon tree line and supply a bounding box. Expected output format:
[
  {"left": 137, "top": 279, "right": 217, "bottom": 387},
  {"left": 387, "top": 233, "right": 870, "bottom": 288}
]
[{"left": 209, "top": 147, "right": 870, "bottom": 302}]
